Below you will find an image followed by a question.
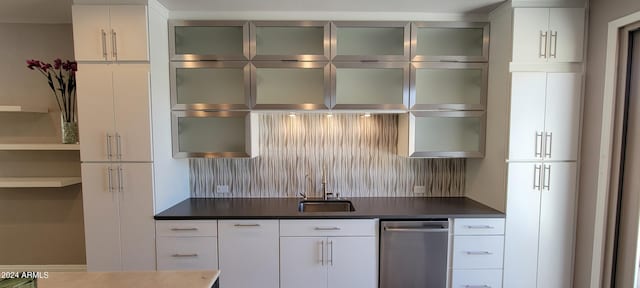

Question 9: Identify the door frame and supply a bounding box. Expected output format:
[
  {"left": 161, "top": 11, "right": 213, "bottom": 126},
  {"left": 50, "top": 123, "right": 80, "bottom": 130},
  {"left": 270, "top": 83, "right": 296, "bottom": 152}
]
[{"left": 594, "top": 11, "right": 640, "bottom": 287}]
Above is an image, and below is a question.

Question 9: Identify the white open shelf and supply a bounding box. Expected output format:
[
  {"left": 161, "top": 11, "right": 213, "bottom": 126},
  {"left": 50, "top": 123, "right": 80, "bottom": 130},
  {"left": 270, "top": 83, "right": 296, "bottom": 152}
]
[
  {"left": 0, "top": 105, "right": 48, "bottom": 113},
  {"left": 0, "top": 144, "right": 80, "bottom": 151},
  {"left": 0, "top": 177, "right": 82, "bottom": 188}
]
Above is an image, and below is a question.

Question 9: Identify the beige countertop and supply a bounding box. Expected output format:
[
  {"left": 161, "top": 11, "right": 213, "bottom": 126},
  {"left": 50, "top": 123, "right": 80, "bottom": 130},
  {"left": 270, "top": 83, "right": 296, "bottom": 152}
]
[{"left": 38, "top": 270, "right": 219, "bottom": 288}]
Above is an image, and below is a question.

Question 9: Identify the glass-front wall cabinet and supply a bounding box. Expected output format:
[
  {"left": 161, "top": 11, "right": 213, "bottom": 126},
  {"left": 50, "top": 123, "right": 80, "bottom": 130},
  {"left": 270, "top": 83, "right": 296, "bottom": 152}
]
[
  {"left": 171, "top": 61, "right": 251, "bottom": 110},
  {"left": 252, "top": 62, "right": 330, "bottom": 110},
  {"left": 399, "top": 111, "right": 486, "bottom": 158},
  {"left": 170, "top": 21, "right": 249, "bottom": 61},
  {"left": 332, "top": 62, "right": 409, "bottom": 110},
  {"left": 411, "top": 22, "right": 489, "bottom": 62},
  {"left": 250, "top": 21, "right": 330, "bottom": 61},
  {"left": 331, "top": 22, "right": 410, "bottom": 61},
  {"left": 410, "top": 62, "right": 488, "bottom": 110},
  {"left": 171, "top": 111, "right": 258, "bottom": 158}
]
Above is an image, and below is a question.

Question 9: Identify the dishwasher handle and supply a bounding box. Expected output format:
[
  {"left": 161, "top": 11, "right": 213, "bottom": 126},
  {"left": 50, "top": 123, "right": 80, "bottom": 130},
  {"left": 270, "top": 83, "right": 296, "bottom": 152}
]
[{"left": 383, "top": 227, "right": 449, "bottom": 233}]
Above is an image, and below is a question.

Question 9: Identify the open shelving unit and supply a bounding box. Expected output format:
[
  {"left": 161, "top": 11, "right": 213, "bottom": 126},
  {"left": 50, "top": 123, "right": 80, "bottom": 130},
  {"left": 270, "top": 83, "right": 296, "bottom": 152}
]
[
  {"left": 0, "top": 177, "right": 82, "bottom": 188},
  {"left": 0, "top": 105, "right": 48, "bottom": 113}
]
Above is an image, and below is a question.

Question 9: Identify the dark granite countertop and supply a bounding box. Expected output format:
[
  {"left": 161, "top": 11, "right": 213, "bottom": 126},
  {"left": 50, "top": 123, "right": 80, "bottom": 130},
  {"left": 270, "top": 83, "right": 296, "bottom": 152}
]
[{"left": 154, "top": 197, "right": 504, "bottom": 220}]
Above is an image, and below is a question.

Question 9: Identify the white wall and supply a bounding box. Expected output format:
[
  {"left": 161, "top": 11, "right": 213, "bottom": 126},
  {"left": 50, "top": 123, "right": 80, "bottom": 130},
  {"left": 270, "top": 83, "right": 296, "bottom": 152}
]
[{"left": 575, "top": 0, "right": 640, "bottom": 287}]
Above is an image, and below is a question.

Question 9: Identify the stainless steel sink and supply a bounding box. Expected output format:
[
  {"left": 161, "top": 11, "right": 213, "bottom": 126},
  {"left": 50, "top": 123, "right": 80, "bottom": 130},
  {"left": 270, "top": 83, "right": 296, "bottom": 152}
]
[{"left": 297, "top": 200, "right": 356, "bottom": 213}]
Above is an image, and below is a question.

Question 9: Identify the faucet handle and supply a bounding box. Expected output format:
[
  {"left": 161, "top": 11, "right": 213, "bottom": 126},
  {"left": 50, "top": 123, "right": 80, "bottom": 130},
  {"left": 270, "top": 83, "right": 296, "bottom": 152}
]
[{"left": 298, "top": 192, "right": 307, "bottom": 200}]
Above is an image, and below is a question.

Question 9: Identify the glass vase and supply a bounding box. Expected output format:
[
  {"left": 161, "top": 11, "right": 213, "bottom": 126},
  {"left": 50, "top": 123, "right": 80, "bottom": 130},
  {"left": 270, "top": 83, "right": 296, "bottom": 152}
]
[{"left": 62, "top": 120, "right": 79, "bottom": 144}]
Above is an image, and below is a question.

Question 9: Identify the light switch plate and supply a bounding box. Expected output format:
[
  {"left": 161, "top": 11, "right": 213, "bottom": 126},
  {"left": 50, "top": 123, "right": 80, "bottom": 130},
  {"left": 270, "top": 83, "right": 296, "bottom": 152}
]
[
  {"left": 216, "top": 185, "right": 230, "bottom": 194},
  {"left": 413, "top": 186, "right": 426, "bottom": 195}
]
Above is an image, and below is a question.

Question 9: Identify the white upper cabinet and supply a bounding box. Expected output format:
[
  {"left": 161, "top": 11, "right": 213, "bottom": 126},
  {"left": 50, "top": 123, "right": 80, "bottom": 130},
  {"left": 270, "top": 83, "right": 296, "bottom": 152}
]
[
  {"left": 509, "top": 72, "right": 581, "bottom": 161},
  {"left": 512, "top": 8, "right": 585, "bottom": 63},
  {"left": 72, "top": 5, "right": 148, "bottom": 62}
]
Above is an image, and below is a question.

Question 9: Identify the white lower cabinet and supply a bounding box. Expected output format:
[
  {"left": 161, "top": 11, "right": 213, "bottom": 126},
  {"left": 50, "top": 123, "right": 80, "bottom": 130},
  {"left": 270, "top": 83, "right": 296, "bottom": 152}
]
[
  {"left": 451, "top": 218, "right": 505, "bottom": 288},
  {"left": 280, "top": 220, "right": 378, "bottom": 288},
  {"left": 218, "top": 220, "right": 279, "bottom": 288},
  {"left": 156, "top": 220, "right": 218, "bottom": 271}
]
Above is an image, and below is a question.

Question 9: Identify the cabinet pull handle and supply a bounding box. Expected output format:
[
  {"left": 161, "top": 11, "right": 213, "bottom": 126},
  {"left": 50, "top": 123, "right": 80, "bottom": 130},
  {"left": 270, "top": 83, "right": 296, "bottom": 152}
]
[
  {"left": 550, "top": 31, "right": 558, "bottom": 58},
  {"left": 234, "top": 223, "right": 261, "bottom": 227},
  {"left": 320, "top": 240, "right": 324, "bottom": 266},
  {"left": 107, "top": 167, "right": 114, "bottom": 193},
  {"left": 170, "top": 228, "right": 198, "bottom": 231},
  {"left": 101, "top": 29, "right": 108, "bottom": 60},
  {"left": 543, "top": 165, "right": 551, "bottom": 190},
  {"left": 117, "top": 166, "right": 124, "bottom": 192},
  {"left": 106, "top": 133, "right": 113, "bottom": 160},
  {"left": 171, "top": 254, "right": 198, "bottom": 258},
  {"left": 533, "top": 164, "right": 542, "bottom": 190},
  {"left": 535, "top": 131, "right": 543, "bottom": 158},
  {"left": 111, "top": 29, "right": 117, "bottom": 60},
  {"left": 544, "top": 132, "right": 553, "bottom": 158},
  {"left": 464, "top": 285, "right": 492, "bottom": 288},
  {"left": 115, "top": 132, "right": 122, "bottom": 160},
  {"left": 328, "top": 240, "right": 334, "bottom": 266},
  {"left": 539, "top": 31, "right": 548, "bottom": 58},
  {"left": 464, "top": 225, "right": 494, "bottom": 229},
  {"left": 314, "top": 227, "right": 341, "bottom": 231},
  {"left": 465, "top": 251, "right": 492, "bottom": 255}
]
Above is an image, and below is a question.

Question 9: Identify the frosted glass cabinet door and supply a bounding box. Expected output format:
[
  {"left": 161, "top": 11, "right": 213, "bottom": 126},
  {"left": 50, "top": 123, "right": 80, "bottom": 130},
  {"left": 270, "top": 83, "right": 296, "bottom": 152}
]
[
  {"left": 400, "top": 111, "right": 486, "bottom": 158},
  {"left": 332, "top": 62, "right": 409, "bottom": 110},
  {"left": 250, "top": 21, "right": 330, "bottom": 61},
  {"left": 171, "top": 111, "right": 258, "bottom": 158},
  {"left": 170, "top": 61, "right": 251, "bottom": 110},
  {"left": 169, "top": 21, "right": 249, "bottom": 61},
  {"left": 410, "top": 63, "right": 488, "bottom": 110},
  {"left": 411, "top": 22, "right": 489, "bottom": 62},
  {"left": 252, "top": 62, "right": 331, "bottom": 110},
  {"left": 331, "top": 22, "right": 410, "bottom": 61}
]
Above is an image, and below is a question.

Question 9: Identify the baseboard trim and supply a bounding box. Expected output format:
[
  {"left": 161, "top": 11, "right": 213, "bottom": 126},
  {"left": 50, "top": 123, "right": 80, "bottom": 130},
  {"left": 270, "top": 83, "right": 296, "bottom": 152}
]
[{"left": 0, "top": 265, "right": 86, "bottom": 272}]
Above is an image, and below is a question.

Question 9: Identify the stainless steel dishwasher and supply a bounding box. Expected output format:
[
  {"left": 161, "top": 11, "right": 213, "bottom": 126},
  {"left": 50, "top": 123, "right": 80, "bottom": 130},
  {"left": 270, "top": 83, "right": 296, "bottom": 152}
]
[{"left": 380, "top": 220, "right": 450, "bottom": 288}]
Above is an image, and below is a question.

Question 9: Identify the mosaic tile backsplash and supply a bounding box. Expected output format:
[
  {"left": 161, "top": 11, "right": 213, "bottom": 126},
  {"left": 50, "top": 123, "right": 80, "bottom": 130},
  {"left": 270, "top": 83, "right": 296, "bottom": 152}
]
[{"left": 190, "top": 113, "right": 465, "bottom": 198}]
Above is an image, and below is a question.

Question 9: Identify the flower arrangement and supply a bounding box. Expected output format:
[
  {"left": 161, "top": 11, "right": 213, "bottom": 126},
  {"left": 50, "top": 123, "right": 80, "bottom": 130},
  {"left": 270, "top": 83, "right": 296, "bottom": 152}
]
[{"left": 26, "top": 59, "right": 78, "bottom": 123}]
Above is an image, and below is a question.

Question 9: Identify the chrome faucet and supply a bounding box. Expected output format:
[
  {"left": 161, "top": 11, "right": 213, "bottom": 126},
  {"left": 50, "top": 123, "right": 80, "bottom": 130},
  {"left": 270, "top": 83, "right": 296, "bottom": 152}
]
[{"left": 321, "top": 166, "right": 335, "bottom": 200}]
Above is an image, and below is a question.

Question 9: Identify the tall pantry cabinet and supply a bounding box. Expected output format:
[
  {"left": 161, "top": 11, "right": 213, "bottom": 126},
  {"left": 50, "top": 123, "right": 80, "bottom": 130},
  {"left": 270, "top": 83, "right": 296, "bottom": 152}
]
[
  {"left": 503, "top": 7, "right": 584, "bottom": 288},
  {"left": 73, "top": 5, "right": 156, "bottom": 271}
]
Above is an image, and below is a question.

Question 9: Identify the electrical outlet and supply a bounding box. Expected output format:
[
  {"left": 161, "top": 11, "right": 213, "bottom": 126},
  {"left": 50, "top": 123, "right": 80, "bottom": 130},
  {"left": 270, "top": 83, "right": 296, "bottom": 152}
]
[
  {"left": 216, "top": 185, "right": 230, "bottom": 194},
  {"left": 413, "top": 186, "right": 426, "bottom": 195}
]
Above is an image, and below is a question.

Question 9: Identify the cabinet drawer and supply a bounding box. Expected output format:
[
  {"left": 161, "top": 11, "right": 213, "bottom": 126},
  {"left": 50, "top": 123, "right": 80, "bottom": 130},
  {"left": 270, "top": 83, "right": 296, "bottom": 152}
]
[
  {"left": 280, "top": 219, "right": 377, "bottom": 237},
  {"left": 451, "top": 269, "right": 503, "bottom": 288},
  {"left": 218, "top": 220, "right": 279, "bottom": 237},
  {"left": 454, "top": 218, "right": 505, "bottom": 235},
  {"left": 452, "top": 235, "right": 504, "bottom": 269},
  {"left": 156, "top": 220, "right": 218, "bottom": 237},
  {"left": 157, "top": 236, "right": 218, "bottom": 270}
]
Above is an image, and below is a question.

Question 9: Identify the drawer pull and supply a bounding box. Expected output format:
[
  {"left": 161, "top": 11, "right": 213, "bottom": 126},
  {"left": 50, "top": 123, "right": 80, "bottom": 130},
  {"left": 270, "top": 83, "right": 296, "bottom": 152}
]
[
  {"left": 171, "top": 253, "right": 198, "bottom": 258},
  {"left": 234, "top": 224, "right": 261, "bottom": 227},
  {"left": 170, "top": 228, "right": 198, "bottom": 231},
  {"left": 314, "top": 227, "right": 341, "bottom": 231},
  {"left": 464, "top": 285, "right": 491, "bottom": 288},
  {"left": 465, "top": 251, "right": 493, "bottom": 255},
  {"left": 464, "top": 225, "right": 494, "bottom": 229}
]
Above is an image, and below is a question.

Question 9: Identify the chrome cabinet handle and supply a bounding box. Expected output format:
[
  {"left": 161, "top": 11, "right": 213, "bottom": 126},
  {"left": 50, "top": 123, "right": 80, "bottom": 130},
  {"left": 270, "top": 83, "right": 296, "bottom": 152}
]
[
  {"left": 539, "top": 31, "right": 548, "bottom": 58},
  {"left": 550, "top": 31, "right": 558, "bottom": 58},
  {"left": 314, "top": 227, "right": 341, "bottom": 231},
  {"left": 533, "top": 164, "right": 542, "bottom": 190},
  {"left": 106, "top": 133, "right": 112, "bottom": 160},
  {"left": 171, "top": 254, "right": 198, "bottom": 258},
  {"left": 111, "top": 29, "right": 117, "bottom": 59},
  {"left": 543, "top": 165, "right": 551, "bottom": 190},
  {"left": 107, "top": 167, "right": 114, "bottom": 193},
  {"left": 328, "top": 240, "right": 334, "bottom": 266},
  {"left": 320, "top": 240, "right": 324, "bottom": 266},
  {"left": 170, "top": 228, "right": 198, "bottom": 231},
  {"left": 115, "top": 132, "right": 122, "bottom": 160},
  {"left": 117, "top": 166, "right": 124, "bottom": 192},
  {"left": 234, "top": 224, "right": 260, "bottom": 227},
  {"left": 464, "top": 225, "right": 494, "bottom": 229},
  {"left": 101, "top": 29, "right": 108, "bottom": 60},
  {"left": 465, "top": 251, "right": 493, "bottom": 255},
  {"left": 464, "top": 285, "right": 492, "bottom": 288},
  {"left": 535, "top": 131, "right": 543, "bottom": 158},
  {"left": 545, "top": 132, "right": 553, "bottom": 158}
]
